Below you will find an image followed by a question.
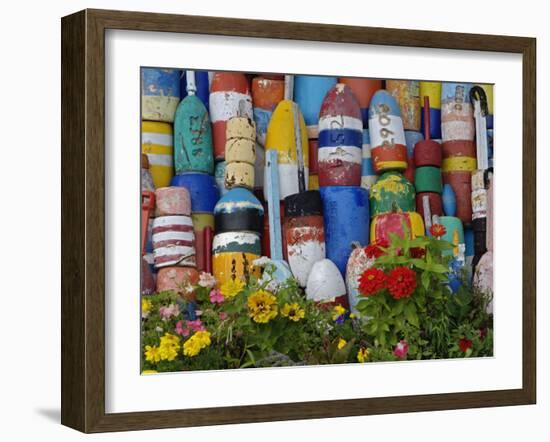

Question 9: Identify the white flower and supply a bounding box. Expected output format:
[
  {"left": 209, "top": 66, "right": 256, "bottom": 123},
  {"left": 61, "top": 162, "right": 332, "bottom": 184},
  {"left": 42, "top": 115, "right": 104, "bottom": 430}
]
[{"left": 198, "top": 272, "right": 217, "bottom": 288}]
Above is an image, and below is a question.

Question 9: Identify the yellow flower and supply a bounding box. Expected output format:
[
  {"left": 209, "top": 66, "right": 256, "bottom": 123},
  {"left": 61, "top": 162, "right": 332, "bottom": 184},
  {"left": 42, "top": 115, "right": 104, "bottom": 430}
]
[
  {"left": 357, "top": 347, "right": 370, "bottom": 363},
  {"left": 141, "top": 297, "right": 152, "bottom": 318},
  {"left": 183, "top": 330, "right": 212, "bottom": 357},
  {"left": 281, "top": 303, "right": 305, "bottom": 322},
  {"left": 337, "top": 338, "right": 347, "bottom": 350},
  {"left": 158, "top": 333, "right": 180, "bottom": 361},
  {"left": 160, "top": 333, "right": 180, "bottom": 347},
  {"left": 144, "top": 345, "right": 161, "bottom": 363},
  {"left": 220, "top": 278, "right": 245, "bottom": 299},
  {"left": 247, "top": 290, "right": 278, "bottom": 323},
  {"left": 349, "top": 313, "right": 356, "bottom": 319},
  {"left": 332, "top": 305, "right": 346, "bottom": 321},
  {"left": 141, "top": 370, "right": 157, "bottom": 374}
]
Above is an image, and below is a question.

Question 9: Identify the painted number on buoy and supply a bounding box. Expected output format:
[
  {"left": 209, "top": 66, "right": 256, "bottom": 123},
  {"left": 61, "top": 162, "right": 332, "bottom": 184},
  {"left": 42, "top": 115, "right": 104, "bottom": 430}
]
[{"left": 377, "top": 103, "right": 395, "bottom": 147}]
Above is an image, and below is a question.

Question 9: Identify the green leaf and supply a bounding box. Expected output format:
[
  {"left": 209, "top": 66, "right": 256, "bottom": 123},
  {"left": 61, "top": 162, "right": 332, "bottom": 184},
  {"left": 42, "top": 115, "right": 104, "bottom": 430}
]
[
  {"left": 404, "top": 302, "right": 420, "bottom": 327},
  {"left": 421, "top": 271, "right": 430, "bottom": 290}
]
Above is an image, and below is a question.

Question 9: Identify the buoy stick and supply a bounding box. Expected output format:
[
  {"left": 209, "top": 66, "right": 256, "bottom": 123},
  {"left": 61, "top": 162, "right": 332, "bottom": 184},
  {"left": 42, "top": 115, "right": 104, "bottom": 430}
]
[
  {"left": 422, "top": 194, "right": 432, "bottom": 231},
  {"left": 284, "top": 75, "right": 294, "bottom": 100},
  {"left": 186, "top": 70, "right": 197, "bottom": 95},
  {"left": 471, "top": 86, "right": 488, "bottom": 170},
  {"left": 423, "top": 96, "right": 431, "bottom": 140},
  {"left": 266, "top": 150, "right": 284, "bottom": 261},
  {"left": 292, "top": 102, "right": 306, "bottom": 193},
  {"left": 204, "top": 226, "right": 213, "bottom": 273}
]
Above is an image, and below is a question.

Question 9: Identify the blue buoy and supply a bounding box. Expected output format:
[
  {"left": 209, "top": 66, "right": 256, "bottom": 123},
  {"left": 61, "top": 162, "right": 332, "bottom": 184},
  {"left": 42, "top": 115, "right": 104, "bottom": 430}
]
[
  {"left": 442, "top": 184, "right": 457, "bottom": 216},
  {"left": 170, "top": 173, "right": 219, "bottom": 214}
]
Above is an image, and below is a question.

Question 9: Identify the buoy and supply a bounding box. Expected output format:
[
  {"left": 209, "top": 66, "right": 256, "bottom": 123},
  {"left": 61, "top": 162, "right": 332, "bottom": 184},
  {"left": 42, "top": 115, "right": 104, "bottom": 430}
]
[
  {"left": 141, "top": 121, "right": 174, "bottom": 188},
  {"left": 308, "top": 139, "right": 319, "bottom": 190},
  {"left": 265, "top": 100, "right": 309, "bottom": 200},
  {"left": 370, "top": 211, "right": 425, "bottom": 245},
  {"left": 179, "top": 70, "right": 210, "bottom": 111},
  {"left": 442, "top": 183, "right": 457, "bottom": 216},
  {"left": 209, "top": 72, "right": 252, "bottom": 160},
  {"left": 361, "top": 130, "right": 377, "bottom": 190},
  {"left": 320, "top": 186, "right": 370, "bottom": 276},
  {"left": 141, "top": 191, "right": 155, "bottom": 255},
  {"left": 141, "top": 68, "right": 181, "bottom": 123},
  {"left": 339, "top": 78, "right": 382, "bottom": 126},
  {"left": 420, "top": 82, "right": 442, "bottom": 139},
  {"left": 317, "top": 83, "right": 363, "bottom": 187},
  {"left": 170, "top": 173, "right": 219, "bottom": 272},
  {"left": 306, "top": 259, "right": 348, "bottom": 307},
  {"left": 414, "top": 166, "right": 442, "bottom": 193},
  {"left": 442, "top": 170, "right": 473, "bottom": 224},
  {"left": 414, "top": 97, "right": 442, "bottom": 167},
  {"left": 156, "top": 267, "right": 200, "bottom": 293},
  {"left": 370, "top": 171, "right": 415, "bottom": 217},
  {"left": 214, "top": 161, "right": 229, "bottom": 196},
  {"left": 152, "top": 215, "right": 196, "bottom": 268},
  {"left": 438, "top": 215, "right": 464, "bottom": 257},
  {"left": 416, "top": 192, "right": 443, "bottom": 221},
  {"left": 224, "top": 116, "right": 256, "bottom": 189},
  {"left": 154, "top": 186, "right": 191, "bottom": 217},
  {"left": 173, "top": 71, "right": 214, "bottom": 175},
  {"left": 294, "top": 75, "right": 337, "bottom": 138},
  {"left": 441, "top": 82, "right": 474, "bottom": 142},
  {"left": 346, "top": 244, "right": 375, "bottom": 314},
  {"left": 473, "top": 251, "right": 493, "bottom": 313},
  {"left": 368, "top": 90, "right": 408, "bottom": 173},
  {"left": 252, "top": 76, "right": 285, "bottom": 146},
  {"left": 386, "top": 80, "right": 421, "bottom": 131},
  {"left": 283, "top": 191, "right": 326, "bottom": 287},
  {"left": 141, "top": 154, "right": 155, "bottom": 192},
  {"left": 403, "top": 131, "right": 422, "bottom": 183},
  {"left": 470, "top": 86, "right": 490, "bottom": 171},
  {"left": 141, "top": 257, "right": 155, "bottom": 295}
]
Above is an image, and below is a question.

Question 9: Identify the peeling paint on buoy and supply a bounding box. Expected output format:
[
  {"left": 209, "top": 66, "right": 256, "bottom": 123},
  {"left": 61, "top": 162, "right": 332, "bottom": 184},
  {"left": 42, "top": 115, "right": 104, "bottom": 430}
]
[
  {"left": 141, "top": 68, "right": 181, "bottom": 123},
  {"left": 386, "top": 80, "right": 421, "bottom": 131},
  {"left": 294, "top": 75, "right": 337, "bottom": 138},
  {"left": 306, "top": 259, "right": 347, "bottom": 306}
]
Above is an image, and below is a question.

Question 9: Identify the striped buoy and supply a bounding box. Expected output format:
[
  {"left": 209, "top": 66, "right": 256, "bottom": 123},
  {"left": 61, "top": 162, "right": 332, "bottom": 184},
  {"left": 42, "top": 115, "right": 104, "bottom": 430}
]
[
  {"left": 361, "top": 130, "right": 377, "bottom": 190},
  {"left": 294, "top": 75, "right": 337, "bottom": 138},
  {"left": 386, "top": 80, "right": 421, "bottom": 131},
  {"left": 283, "top": 191, "right": 326, "bottom": 287},
  {"left": 370, "top": 211, "right": 425, "bottom": 244},
  {"left": 306, "top": 259, "right": 348, "bottom": 307},
  {"left": 141, "top": 68, "right": 181, "bottom": 123},
  {"left": 320, "top": 186, "right": 370, "bottom": 276},
  {"left": 441, "top": 82, "right": 474, "bottom": 142},
  {"left": 225, "top": 116, "right": 256, "bottom": 189},
  {"left": 154, "top": 187, "right": 191, "bottom": 217},
  {"left": 317, "top": 83, "right": 363, "bottom": 187},
  {"left": 368, "top": 90, "right": 408, "bottom": 173},
  {"left": 420, "top": 82, "right": 442, "bottom": 139},
  {"left": 264, "top": 100, "right": 309, "bottom": 200},
  {"left": 339, "top": 78, "right": 382, "bottom": 126},
  {"left": 141, "top": 121, "right": 174, "bottom": 189},
  {"left": 152, "top": 215, "right": 196, "bottom": 268},
  {"left": 370, "top": 171, "right": 415, "bottom": 217},
  {"left": 213, "top": 188, "right": 264, "bottom": 285},
  {"left": 209, "top": 72, "right": 252, "bottom": 160},
  {"left": 252, "top": 76, "right": 285, "bottom": 146},
  {"left": 173, "top": 71, "right": 214, "bottom": 175},
  {"left": 156, "top": 266, "right": 200, "bottom": 293}
]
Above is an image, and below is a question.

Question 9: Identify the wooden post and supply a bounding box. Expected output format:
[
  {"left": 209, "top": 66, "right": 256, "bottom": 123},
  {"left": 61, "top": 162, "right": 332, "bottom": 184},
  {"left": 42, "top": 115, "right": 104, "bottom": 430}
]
[{"left": 265, "top": 150, "right": 283, "bottom": 261}]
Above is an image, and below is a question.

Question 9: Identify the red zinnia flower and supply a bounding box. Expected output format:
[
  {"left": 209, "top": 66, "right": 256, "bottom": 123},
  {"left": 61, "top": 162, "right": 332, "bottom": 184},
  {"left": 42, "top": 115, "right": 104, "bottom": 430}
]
[
  {"left": 364, "top": 243, "right": 384, "bottom": 259},
  {"left": 358, "top": 268, "right": 387, "bottom": 297},
  {"left": 459, "top": 337, "right": 473, "bottom": 353},
  {"left": 429, "top": 223, "right": 447, "bottom": 238},
  {"left": 410, "top": 247, "right": 426, "bottom": 259},
  {"left": 386, "top": 266, "right": 417, "bottom": 299}
]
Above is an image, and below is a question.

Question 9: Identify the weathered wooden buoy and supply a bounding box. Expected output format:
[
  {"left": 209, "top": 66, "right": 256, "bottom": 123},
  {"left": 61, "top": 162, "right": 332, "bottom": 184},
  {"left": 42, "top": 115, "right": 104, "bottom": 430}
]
[
  {"left": 252, "top": 76, "right": 285, "bottom": 146},
  {"left": 141, "top": 154, "right": 155, "bottom": 192},
  {"left": 420, "top": 82, "right": 442, "bottom": 139},
  {"left": 405, "top": 131, "right": 424, "bottom": 158},
  {"left": 441, "top": 82, "right": 474, "bottom": 142},
  {"left": 214, "top": 161, "right": 229, "bottom": 196},
  {"left": 339, "top": 78, "right": 383, "bottom": 126},
  {"left": 346, "top": 244, "right": 375, "bottom": 313},
  {"left": 209, "top": 72, "right": 252, "bottom": 160},
  {"left": 414, "top": 166, "right": 442, "bottom": 193},
  {"left": 361, "top": 130, "right": 377, "bottom": 190},
  {"left": 224, "top": 116, "right": 256, "bottom": 189},
  {"left": 152, "top": 215, "right": 196, "bottom": 268},
  {"left": 370, "top": 171, "right": 415, "bottom": 217},
  {"left": 283, "top": 191, "right": 326, "bottom": 287},
  {"left": 442, "top": 170, "right": 473, "bottom": 224},
  {"left": 141, "top": 68, "right": 181, "bottom": 123},
  {"left": 317, "top": 83, "right": 363, "bottom": 187},
  {"left": 265, "top": 100, "right": 309, "bottom": 200},
  {"left": 154, "top": 186, "right": 192, "bottom": 217},
  {"left": 370, "top": 211, "right": 425, "bottom": 244},
  {"left": 294, "top": 75, "right": 337, "bottom": 138},
  {"left": 170, "top": 173, "right": 219, "bottom": 272},
  {"left": 308, "top": 139, "right": 319, "bottom": 190},
  {"left": 179, "top": 70, "right": 210, "bottom": 111},
  {"left": 386, "top": 80, "right": 421, "bottom": 131},
  {"left": 414, "top": 97, "right": 442, "bottom": 167},
  {"left": 320, "top": 186, "right": 370, "bottom": 276},
  {"left": 473, "top": 251, "right": 493, "bottom": 312},
  {"left": 306, "top": 259, "right": 348, "bottom": 307},
  {"left": 213, "top": 188, "right": 264, "bottom": 284},
  {"left": 368, "top": 90, "right": 408, "bottom": 173},
  {"left": 416, "top": 192, "right": 443, "bottom": 221},
  {"left": 141, "top": 121, "right": 174, "bottom": 189},
  {"left": 442, "top": 183, "right": 457, "bottom": 216},
  {"left": 173, "top": 71, "right": 214, "bottom": 175},
  {"left": 156, "top": 266, "right": 200, "bottom": 293},
  {"left": 442, "top": 140, "right": 477, "bottom": 172}
]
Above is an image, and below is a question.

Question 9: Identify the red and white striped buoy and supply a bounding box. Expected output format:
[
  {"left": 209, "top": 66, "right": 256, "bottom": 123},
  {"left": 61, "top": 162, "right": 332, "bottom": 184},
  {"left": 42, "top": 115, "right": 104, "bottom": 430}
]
[{"left": 152, "top": 215, "right": 196, "bottom": 268}]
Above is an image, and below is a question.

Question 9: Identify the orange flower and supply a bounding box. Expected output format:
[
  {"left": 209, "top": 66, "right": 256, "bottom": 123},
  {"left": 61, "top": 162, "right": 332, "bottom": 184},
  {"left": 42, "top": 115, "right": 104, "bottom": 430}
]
[{"left": 429, "top": 224, "right": 447, "bottom": 238}]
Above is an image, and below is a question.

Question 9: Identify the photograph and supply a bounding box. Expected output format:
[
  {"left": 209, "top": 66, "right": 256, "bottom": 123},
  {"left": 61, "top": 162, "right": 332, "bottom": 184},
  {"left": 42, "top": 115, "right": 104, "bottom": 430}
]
[{"left": 140, "top": 70, "right": 495, "bottom": 373}]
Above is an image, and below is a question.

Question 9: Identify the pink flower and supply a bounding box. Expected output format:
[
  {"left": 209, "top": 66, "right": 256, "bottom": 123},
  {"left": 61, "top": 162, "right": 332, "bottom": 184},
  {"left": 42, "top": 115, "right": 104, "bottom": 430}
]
[
  {"left": 209, "top": 289, "right": 225, "bottom": 304},
  {"left": 198, "top": 272, "right": 217, "bottom": 288},
  {"left": 175, "top": 320, "right": 190, "bottom": 336},
  {"left": 187, "top": 319, "right": 205, "bottom": 332},
  {"left": 159, "top": 303, "right": 180, "bottom": 320},
  {"left": 175, "top": 319, "right": 205, "bottom": 336},
  {"left": 219, "top": 312, "right": 228, "bottom": 320},
  {"left": 393, "top": 340, "right": 409, "bottom": 359}
]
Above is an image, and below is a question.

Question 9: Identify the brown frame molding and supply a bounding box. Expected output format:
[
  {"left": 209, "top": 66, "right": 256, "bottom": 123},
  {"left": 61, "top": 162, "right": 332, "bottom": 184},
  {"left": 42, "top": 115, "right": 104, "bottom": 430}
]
[{"left": 61, "top": 9, "right": 536, "bottom": 433}]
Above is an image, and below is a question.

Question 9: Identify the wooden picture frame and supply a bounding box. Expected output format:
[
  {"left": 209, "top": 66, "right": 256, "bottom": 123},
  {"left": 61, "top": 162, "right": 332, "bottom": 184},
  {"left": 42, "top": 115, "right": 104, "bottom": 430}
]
[{"left": 61, "top": 8, "right": 536, "bottom": 433}]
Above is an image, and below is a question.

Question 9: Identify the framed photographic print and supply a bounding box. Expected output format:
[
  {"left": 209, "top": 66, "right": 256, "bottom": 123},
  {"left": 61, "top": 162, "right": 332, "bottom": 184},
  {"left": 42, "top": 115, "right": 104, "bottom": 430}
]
[{"left": 61, "top": 9, "right": 536, "bottom": 433}]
